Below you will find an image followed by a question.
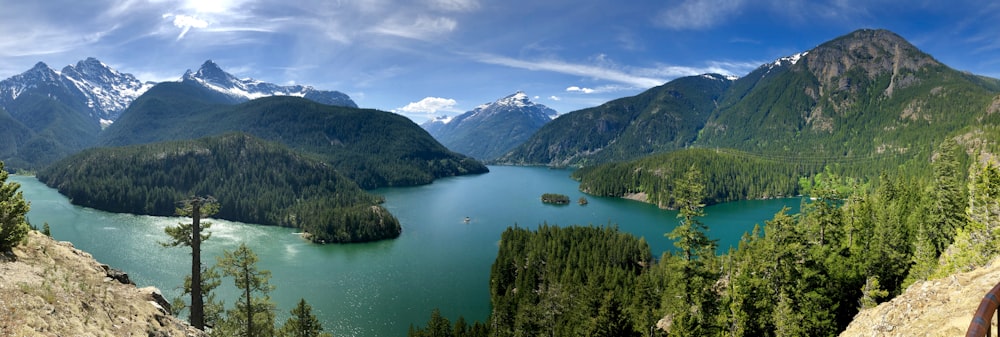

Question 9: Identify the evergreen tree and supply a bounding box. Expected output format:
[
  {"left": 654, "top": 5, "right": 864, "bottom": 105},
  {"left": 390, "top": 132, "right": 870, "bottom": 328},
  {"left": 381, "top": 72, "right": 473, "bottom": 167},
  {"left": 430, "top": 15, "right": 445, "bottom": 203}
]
[
  {"left": 218, "top": 243, "right": 276, "bottom": 337},
  {"left": 929, "top": 138, "right": 966, "bottom": 253},
  {"left": 664, "top": 164, "right": 718, "bottom": 333},
  {"left": 666, "top": 164, "right": 716, "bottom": 262},
  {"left": 279, "top": 299, "right": 331, "bottom": 337},
  {"left": 162, "top": 196, "right": 219, "bottom": 330},
  {"left": 0, "top": 161, "right": 30, "bottom": 253}
]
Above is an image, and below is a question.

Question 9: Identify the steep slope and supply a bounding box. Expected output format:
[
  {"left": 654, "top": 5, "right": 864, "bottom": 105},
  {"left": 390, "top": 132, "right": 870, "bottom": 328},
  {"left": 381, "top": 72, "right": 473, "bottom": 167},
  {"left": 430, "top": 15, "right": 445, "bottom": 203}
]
[
  {"left": 40, "top": 133, "right": 401, "bottom": 243},
  {"left": 0, "top": 58, "right": 152, "bottom": 123},
  {"left": 497, "top": 74, "right": 733, "bottom": 166},
  {"left": 0, "top": 59, "right": 152, "bottom": 170},
  {"left": 182, "top": 60, "right": 357, "bottom": 107},
  {"left": 839, "top": 258, "right": 1000, "bottom": 337},
  {"left": 0, "top": 231, "right": 204, "bottom": 336},
  {"left": 100, "top": 92, "right": 487, "bottom": 188},
  {"left": 422, "top": 91, "right": 557, "bottom": 160},
  {"left": 698, "top": 29, "right": 1000, "bottom": 162}
]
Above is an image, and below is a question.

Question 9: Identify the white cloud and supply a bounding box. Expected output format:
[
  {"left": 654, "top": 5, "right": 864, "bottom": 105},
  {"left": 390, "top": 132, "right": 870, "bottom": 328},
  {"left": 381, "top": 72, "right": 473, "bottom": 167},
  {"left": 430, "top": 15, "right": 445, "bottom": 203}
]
[
  {"left": 548, "top": 95, "right": 560, "bottom": 101},
  {"left": 394, "top": 97, "right": 460, "bottom": 114},
  {"left": 566, "top": 86, "right": 595, "bottom": 94},
  {"left": 166, "top": 14, "right": 209, "bottom": 40},
  {"left": 656, "top": 0, "right": 744, "bottom": 30}
]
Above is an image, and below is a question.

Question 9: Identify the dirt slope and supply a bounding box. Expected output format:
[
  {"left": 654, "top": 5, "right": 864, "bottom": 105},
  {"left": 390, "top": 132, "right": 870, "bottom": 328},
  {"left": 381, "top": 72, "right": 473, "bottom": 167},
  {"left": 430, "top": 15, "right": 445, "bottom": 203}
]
[
  {"left": 840, "top": 259, "right": 1000, "bottom": 337},
  {"left": 0, "top": 231, "right": 205, "bottom": 336}
]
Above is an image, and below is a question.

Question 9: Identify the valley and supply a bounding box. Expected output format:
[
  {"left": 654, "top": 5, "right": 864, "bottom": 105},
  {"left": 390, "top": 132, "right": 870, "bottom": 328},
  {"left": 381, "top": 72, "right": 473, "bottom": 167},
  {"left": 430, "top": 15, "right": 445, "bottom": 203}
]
[
  {"left": 1, "top": 27, "right": 1000, "bottom": 336},
  {"left": 12, "top": 167, "right": 801, "bottom": 336}
]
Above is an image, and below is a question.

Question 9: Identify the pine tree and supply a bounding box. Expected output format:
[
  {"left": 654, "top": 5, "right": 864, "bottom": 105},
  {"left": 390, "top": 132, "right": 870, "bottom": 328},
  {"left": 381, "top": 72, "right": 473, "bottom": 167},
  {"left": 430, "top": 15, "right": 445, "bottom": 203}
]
[
  {"left": 929, "top": 139, "right": 966, "bottom": 253},
  {"left": 279, "top": 299, "right": 331, "bottom": 337},
  {"left": 667, "top": 164, "right": 716, "bottom": 263},
  {"left": 218, "top": 243, "right": 276, "bottom": 337},
  {"left": 664, "top": 164, "right": 718, "bottom": 332},
  {"left": 0, "top": 162, "right": 30, "bottom": 253},
  {"left": 162, "top": 196, "right": 219, "bottom": 330}
]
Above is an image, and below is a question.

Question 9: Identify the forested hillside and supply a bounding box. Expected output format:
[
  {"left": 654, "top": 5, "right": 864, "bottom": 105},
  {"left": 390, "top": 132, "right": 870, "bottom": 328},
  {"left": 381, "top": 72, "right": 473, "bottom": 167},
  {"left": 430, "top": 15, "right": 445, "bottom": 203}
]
[
  {"left": 497, "top": 74, "right": 732, "bottom": 166},
  {"left": 572, "top": 148, "right": 824, "bottom": 209},
  {"left": 38, "top": 132, "right": 401, "bottom": 243},
  {"left": 413, "top": 134, "right": 1000, "bottom": 336},
  {"left": 498, "top": 29, "right": 1000, "bottom": 168},
  {"left": 698, "top": 29, "right": 1000, "bottom": 162},
  {"left": 101, "top": 86, "right": 487, "bottom": 188}
]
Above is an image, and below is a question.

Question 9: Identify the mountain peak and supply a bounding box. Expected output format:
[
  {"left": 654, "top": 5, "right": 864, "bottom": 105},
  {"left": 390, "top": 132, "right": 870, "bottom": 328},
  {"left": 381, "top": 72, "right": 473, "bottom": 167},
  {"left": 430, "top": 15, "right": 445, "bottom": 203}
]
[
  {"left": 29, "top": 61, "right": 52, "bottom": 71},
  {"left": 423, "top": 91, "right": 558, "bottom": 160},
  {"left": 804, "top": 28, "right": 940, "bottom": 87},
  {"left": 180, "top": 60, "right": 357, "bottom": 107}
]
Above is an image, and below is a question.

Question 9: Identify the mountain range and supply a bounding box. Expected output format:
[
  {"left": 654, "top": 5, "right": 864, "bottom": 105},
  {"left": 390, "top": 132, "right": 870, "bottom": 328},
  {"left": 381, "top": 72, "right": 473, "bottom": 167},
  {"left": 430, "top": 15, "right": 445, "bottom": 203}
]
[
  {"left": 180, "top": 60, "right": 356, "bottom": 107},
  {"left": 421, "top": 91, "right": 557, "bottom": 160},
  {"left": 0, "top": 58, "right": 358, "bottom": 170},
  {"left": 498, "top": 29, "right": 1000, "bottom": 167}
]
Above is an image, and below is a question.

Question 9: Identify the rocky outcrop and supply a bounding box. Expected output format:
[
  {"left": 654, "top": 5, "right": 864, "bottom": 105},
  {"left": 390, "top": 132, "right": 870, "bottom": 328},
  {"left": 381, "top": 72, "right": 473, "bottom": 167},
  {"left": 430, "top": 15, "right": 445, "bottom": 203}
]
[
  {"left": 839, "top": 258, "right": 1000, "bottom": 337},
  {"left": 0, "top": 231, "right": 205, "bottom": 336}
]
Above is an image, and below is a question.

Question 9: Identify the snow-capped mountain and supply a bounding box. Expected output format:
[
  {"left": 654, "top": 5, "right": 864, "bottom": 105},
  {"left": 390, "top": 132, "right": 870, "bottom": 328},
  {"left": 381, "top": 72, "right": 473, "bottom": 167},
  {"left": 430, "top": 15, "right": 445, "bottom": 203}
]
[
  {"left": 0, "top": 57, "right": 154, "bottom": 124},
  {"left": 421, "top": 91, "right": 557, "bottom": 160},
  {"left": 181, "top": 60, "right": 357, "bottom": 108}
]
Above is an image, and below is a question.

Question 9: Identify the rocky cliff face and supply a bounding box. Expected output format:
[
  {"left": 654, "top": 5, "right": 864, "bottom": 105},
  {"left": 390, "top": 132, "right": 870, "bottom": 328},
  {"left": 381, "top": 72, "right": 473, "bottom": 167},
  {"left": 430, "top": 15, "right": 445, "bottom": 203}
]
[
  {"left": 0, "top": 231, "right": 205, "bottom": 336},
  {"left": 839, "top": 258, "right": 1000, "bottom": 337}
]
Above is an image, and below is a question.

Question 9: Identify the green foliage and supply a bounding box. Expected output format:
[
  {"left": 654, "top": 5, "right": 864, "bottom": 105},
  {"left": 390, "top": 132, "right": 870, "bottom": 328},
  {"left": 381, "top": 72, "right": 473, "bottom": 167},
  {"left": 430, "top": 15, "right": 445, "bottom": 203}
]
[
  {"left": 41, "top": 222, "right": 50, "bottom": 237},
  {"left": 540, "top": 193, "right": 570, "bottom": 205},
  {"left": 0, "top": 91, "right": 102, "bottom": 171},
  {"left": 937, "top": 158, "right": 1000, "bottom": 275},
  {"left": 38, "top": 132, "right": 401, "bottom": 243},
  {"left": 163, "top": 196, "right": 219, "bottom": 330},
  {"left": 0, "top": 161, "right": 30, "bottom": 252},
  {"left": 489, "top": 225, "right": 652, "bottom": 337},
  {"left": 217, "top": 243, "right": 276, "bottom": 337},
  {"left": 100, "top": 91, "right": 488, "bottom": 189},
  {"left": 499, "top": 74, "right": 732, "bottom": 166},
  {"left": 279, "top": 299, "right": 332, "bottom": 337},
  {"left": 574, "top": 148, "right": 822, "bottom": 208}
]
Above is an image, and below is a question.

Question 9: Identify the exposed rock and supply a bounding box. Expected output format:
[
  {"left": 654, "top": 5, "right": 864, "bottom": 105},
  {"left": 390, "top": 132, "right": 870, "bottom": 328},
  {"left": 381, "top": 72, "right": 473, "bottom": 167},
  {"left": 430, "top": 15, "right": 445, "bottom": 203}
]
[
  {"left": 101, "top": 263, "right": 134, "bottom": 285},
  {"left": 839, "top": 258, "right": 1000, "bottom": 337},
  {"left": 0, "top": 231, "right": 206, "bottom": 336}
]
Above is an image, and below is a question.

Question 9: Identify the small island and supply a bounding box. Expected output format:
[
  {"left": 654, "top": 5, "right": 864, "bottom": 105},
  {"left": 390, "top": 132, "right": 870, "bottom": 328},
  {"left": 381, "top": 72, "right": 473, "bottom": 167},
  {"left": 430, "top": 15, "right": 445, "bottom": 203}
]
[
  {"left": 541, "top": 193, "right": 571, "bottom": 205},
  {"left": 578, "top": 196, "right": 588, "bottom": 205}
]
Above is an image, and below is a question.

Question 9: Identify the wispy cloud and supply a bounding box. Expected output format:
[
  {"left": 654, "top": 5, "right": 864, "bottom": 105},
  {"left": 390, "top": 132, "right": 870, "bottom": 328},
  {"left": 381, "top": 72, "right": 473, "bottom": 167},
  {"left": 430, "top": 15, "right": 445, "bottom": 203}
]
[
  {"left": 474, "top": 53, "right": 666, "bottom": 88},
  {"left": 428, "top": 0, "right": 480, "bottom": 12},
  {"left": 371, "top": 15, "right": 458, "bottom": 41},
  {"left": 474, "top": 53, "right": 759, "bottom": 90},
  {"left": 655, "top": 0, "right": 744, "bottom": 30}
]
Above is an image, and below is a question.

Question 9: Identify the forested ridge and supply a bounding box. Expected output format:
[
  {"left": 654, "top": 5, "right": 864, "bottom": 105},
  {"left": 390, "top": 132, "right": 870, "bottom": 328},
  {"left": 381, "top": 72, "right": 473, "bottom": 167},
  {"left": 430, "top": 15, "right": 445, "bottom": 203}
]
[
  {"left": 412, "top": 130, "right": 1000, "bottom": 336},
  {"left": 572, "top": 148, "right": 825, "bottom": 209},
  {"left": 101, "top": 88, "right": 488, "bottom": 188},
  {"left": 499, "top": 30, "right": 1000, "bottom": 168},
  {"left": 37, "top": 132, "right": 401, "bottom": 243}
]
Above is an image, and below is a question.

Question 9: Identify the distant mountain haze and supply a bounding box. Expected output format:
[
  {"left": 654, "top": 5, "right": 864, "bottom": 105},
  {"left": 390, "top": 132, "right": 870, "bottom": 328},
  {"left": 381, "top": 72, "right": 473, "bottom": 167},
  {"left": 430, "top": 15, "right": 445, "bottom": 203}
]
[{"left": 421, "top": 91, "right": 558, "bottom": 160}]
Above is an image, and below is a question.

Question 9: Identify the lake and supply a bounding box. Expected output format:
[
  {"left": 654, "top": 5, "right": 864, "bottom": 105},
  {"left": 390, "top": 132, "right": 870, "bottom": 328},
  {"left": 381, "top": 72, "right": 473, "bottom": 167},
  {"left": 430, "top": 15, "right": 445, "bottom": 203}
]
[{"left": 12, "top": 165, "right": 799, "bottom": 336}]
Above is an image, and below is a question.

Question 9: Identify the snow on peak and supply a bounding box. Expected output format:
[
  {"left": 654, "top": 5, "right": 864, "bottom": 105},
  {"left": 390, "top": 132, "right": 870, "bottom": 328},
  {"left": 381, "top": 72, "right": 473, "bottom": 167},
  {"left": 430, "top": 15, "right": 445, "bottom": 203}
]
[
  {"left": 496, "top": 91, "right": 530, "bottom": 108},
  {"left": 60, "top": 57, "right": 153, "bottom": 119},
  {"left": 182, "top": 60, "right": 356, "bottom": 107},
  {"left": 773, "top": 51, "right": 809, "bottom": 67},
  {"left": 701, "top": 73, "right": 739, "bottom": 81}
]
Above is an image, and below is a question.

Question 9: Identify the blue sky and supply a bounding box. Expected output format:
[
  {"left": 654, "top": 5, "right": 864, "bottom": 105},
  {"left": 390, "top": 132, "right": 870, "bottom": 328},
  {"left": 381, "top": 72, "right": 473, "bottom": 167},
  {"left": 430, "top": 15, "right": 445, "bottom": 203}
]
[{"left": 2, "top": 0, "right": 999, "bottom": 123}]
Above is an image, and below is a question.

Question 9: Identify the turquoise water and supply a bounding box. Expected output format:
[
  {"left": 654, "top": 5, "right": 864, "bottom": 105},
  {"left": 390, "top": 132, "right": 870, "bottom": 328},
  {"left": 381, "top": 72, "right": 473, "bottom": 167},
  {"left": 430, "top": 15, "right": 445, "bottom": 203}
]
[{"left": 12, "top": 166, "right": 799, "bottom": 336}]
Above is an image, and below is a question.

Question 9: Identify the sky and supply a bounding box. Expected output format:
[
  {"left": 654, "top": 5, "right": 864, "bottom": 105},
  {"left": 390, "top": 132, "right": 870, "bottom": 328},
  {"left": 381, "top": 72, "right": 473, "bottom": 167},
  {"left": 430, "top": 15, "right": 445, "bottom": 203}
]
[{"left": 2, "top": 0, "right": 1000, "bottom": 123}]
